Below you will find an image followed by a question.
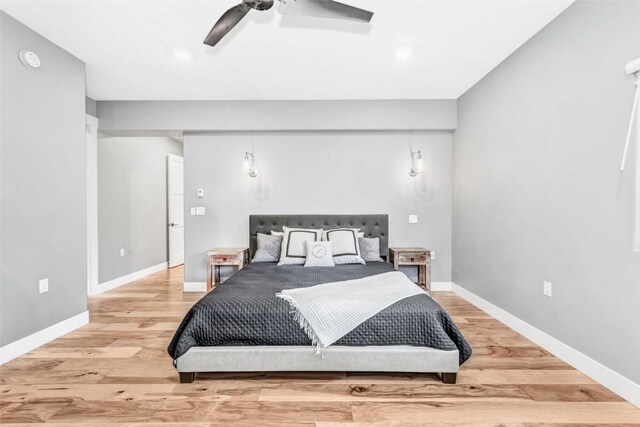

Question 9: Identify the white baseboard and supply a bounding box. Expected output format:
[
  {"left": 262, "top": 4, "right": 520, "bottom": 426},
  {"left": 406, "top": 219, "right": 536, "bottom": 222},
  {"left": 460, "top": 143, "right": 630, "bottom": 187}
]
[
  {"left": 451, "top": 283, "right": 640, "bottom": 408},
  {"left": 0, "top": 311, "right": 89, "bottom": 365},
  {"left": 431, "top": 281, "right": 452, "bottom": 291},
  {"left": 92, "top": 262, "right": 167, "bottom": 295},
  {"left": 184, "top": 281, "right": 207, "bottom": 292}
]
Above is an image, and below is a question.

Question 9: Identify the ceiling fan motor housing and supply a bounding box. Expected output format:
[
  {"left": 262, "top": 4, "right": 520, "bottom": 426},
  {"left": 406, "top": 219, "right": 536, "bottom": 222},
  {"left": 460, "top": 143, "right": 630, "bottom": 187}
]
[{"left": 245, "top": 0, "right": 274, "bottom": 11}]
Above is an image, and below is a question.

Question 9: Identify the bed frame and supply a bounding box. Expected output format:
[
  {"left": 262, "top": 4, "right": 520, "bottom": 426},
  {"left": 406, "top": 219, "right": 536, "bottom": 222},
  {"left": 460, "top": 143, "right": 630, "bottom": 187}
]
[{"left": 176, "top": 214, "right": 459, "bottom": 384}]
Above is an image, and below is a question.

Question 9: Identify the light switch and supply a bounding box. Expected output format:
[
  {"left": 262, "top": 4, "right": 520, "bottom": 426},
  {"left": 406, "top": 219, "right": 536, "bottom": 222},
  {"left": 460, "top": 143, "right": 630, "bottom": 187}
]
[
  {"left": 430, "top": 251, "right": 436, "bottom": 260},
  {"left": 409, "top": 214, "right": 418, "bottom": 224},
  {"left": 120, "top": 248, "right": 125, "bottom": 257},
  {"left": 196, "top": 207, "right": 205, "bottom": 216},
  {"left": 190, "top": 207, "right": 196, "bottom": 216},
  {"left": 39, "top": 278, "right": 49, "bottom": 294},
  {"left": 197, "top": 189, "right": 204, "bottom": 198}
]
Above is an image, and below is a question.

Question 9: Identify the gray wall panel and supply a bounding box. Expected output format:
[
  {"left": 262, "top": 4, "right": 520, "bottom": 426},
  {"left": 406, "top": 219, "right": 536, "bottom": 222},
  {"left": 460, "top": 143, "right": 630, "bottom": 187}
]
[
  {"left": 97, "top": 100, "right": 456, "bottom": 132},
  {"left": 98, "top": 137, "right": 183, "bottom": 283},
  {"left": 453, "top": 0, "right": 640, "bottom": 382},
  {"left": 0, "top": 12, "right": 87, "bottom": 346},
  {"left": 183, "top": 132, "right": 452, "bottom": 284}
]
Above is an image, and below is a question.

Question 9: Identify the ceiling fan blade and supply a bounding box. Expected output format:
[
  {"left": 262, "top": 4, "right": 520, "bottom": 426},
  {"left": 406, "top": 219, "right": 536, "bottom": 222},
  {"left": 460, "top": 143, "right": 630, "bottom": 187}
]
[
  {"left": 203, "top": 3, "right": 251, "bottom": 47},
  {"left": 278, "top": 0, "right": 373, "bottom": 23}
]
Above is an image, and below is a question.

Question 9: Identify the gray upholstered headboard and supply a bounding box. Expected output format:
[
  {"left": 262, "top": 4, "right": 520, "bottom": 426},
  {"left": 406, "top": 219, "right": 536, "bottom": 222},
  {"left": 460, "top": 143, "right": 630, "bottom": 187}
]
[{"left": 249, "top": 214, "right": 389, "bottom": 259}]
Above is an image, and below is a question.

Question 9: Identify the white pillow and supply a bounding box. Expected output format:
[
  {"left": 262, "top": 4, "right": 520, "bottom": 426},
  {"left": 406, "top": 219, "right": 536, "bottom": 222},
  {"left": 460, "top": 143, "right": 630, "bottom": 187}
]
[
  {"left": 304, "top": 241, "right": 335, "bottom": 267},
  {"left": 278, "top": 226, "right": 323, "bottom": 266},
  {"left": 322, "top": 228, "right": 365, "bottom": 265}
]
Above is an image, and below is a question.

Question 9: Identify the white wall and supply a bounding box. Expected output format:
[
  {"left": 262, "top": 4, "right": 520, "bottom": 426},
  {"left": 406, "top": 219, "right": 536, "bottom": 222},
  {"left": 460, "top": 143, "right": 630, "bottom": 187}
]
[{"left": 184, "top": 131, "right": 452, "bottom": 284}]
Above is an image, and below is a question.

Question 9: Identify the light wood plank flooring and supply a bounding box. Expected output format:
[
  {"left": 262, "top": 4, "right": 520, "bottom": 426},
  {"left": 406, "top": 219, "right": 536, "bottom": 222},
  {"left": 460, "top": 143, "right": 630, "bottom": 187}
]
[{"left": 1, "top": 266, "right": 639, "bottom": 426}]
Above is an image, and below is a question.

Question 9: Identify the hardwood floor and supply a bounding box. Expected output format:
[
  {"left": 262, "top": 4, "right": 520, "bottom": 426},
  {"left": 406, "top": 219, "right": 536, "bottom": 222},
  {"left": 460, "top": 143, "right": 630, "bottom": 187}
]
[{"left": 1, "top": 266, "right": 639, "bottom": 426}]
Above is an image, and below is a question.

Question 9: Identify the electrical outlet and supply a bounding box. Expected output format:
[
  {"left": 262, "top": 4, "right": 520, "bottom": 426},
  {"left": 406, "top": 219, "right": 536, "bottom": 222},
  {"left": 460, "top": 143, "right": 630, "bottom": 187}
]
[
  {"left": 120, "top": 248, "right": 125, "bottom": 257},
  {"left": 543, "top": 280, "right": 552, "bottom": 297},
  {"left": 430, "top": 251, "right": 436, "bottom": 260},
  {"left": 409, "top": 214, "right": 418, "bottom": 224},
  {"left": 190, "top": 207, "right": 196, "bottom": 216},
  {"left": 196, "top": 207, "right": 205, "bottom": 216},
  {"left": 39, "top": 278, "right": 49, "bottom": 294}
]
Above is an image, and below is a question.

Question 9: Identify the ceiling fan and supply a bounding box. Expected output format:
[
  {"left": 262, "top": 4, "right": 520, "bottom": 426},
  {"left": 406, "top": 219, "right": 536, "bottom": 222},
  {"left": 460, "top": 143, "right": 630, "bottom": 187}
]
[{"left": 203, "top": 0, "right": 374, "bottom": 47}]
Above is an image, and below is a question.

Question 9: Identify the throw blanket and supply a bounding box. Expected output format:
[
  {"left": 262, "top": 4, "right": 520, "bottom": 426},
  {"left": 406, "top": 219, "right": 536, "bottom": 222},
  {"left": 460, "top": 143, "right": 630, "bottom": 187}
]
[{"left": 276, "top": 271, "right": 424, "bottom": 354}]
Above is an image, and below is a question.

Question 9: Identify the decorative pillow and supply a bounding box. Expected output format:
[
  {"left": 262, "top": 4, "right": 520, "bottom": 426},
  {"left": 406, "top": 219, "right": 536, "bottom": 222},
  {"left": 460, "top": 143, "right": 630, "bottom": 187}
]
[
  {"left": 252, "top": 233, "right": 283, "bottom": 263},
  {"left": 322, "top": 228, "right": 365, "bottom": 265},
  {"left": 304, "top": 241, "right": 335, "bottom": 267},
  {"left": 358, "top": 237, "right": 383, "bottom": 262},
  {"left": 278, "top": 226, "right": 323, "bottom": 266}
]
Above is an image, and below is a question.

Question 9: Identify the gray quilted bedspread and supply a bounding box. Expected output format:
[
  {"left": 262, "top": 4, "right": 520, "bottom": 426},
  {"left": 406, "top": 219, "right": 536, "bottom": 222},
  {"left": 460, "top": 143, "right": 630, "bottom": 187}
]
[{"left": 168, "top": 262, "right": 472, "bottom": 364}]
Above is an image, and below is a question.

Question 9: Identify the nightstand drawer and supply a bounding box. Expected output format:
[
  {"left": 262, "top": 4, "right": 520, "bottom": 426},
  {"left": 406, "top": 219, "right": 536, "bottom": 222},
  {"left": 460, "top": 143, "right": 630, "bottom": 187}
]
[
  {"left": 397, "top": 252, "right": 427, "bottom": 264},
  {"left": 213, "top": 254, "right": 239, "bottom": 265}
]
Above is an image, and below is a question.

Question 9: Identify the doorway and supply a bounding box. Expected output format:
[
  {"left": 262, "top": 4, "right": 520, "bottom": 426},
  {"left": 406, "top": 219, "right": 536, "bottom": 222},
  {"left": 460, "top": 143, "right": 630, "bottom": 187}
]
[{"left": 167, "top": 154, "right": 185, "bottom": 268}]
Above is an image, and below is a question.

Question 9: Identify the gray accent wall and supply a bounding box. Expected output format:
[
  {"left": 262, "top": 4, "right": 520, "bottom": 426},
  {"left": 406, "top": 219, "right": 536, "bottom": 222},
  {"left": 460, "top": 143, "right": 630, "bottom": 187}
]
[
  {"left": 184, "top": 132, "right": 452, "bottom": 283},
  {"left": 0, "top": 12, "right": 87, "bottom": 346},
  {"left": 98, "top": 137, "right": 183, "bottom": 283},
  {"left": 453, "top": 0, "right": 640, "bottom": 383}
]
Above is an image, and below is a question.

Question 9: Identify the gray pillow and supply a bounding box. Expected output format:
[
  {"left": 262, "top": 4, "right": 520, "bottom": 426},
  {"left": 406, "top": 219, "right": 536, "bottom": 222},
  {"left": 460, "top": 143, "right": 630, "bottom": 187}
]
[
  {"left": 252, "top": 233, "right": 283, "bottom": 263},
  {"left": 358, "top": 237, "right": 383, "bottom": 262}
]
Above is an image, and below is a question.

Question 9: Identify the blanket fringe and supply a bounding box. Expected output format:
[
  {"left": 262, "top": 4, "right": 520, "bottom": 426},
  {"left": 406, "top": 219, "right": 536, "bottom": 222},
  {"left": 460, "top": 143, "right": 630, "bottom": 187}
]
[{"left": 276, "top": 292, "right": 325, "bottom": 358}]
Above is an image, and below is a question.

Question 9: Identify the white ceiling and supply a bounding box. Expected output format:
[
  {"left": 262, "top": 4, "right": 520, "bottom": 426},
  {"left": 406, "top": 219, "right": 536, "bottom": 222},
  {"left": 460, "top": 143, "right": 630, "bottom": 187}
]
[{"left": 1, "top": 0, "right": 573, "bottom": 100}]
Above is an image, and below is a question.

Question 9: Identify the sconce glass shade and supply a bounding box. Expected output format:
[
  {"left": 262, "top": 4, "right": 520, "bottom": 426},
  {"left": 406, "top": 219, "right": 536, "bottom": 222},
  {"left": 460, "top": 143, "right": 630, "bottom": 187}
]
[
  {"left": 408, "top": 150, "right": 422, "bottom": 177},
  {"left": 244, "top": 151, "right": 258, "bottom": 178}
]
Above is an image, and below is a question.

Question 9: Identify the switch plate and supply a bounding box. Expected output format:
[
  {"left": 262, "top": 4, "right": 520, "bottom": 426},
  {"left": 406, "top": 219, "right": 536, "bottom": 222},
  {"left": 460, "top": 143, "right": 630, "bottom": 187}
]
[
  {"left": 409, "top": 214, "right": 418, "bottom": 224},
  {"left": 196, "top": 207, "right": 205, "bottom": 216},
  {"left": 430, "top": 251, "right": 436, "bottom": 260},
  {"left": 543, "top": 280, "right": 552, "bottom": 297},
  {"left": 39, "top": 278, "right": 49, "bottom": 294},
  {"left": 197, "top": 189, "right": 204, "bottom": 198},
  {"left": 120, "top": 248, "right": 125, "bottom": 257},
  {"left": 190, "top": 207, "right": 196, "bottom": 216}
]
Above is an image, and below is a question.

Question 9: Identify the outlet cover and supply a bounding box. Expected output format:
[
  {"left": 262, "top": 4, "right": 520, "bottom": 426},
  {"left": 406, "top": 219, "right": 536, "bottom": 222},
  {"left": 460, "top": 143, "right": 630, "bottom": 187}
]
[
  {"left": 39, "top": 278, "right": 49, "bottom": 294},
  {"left": 120, "top": 248, "right": 125, "bottom": 257},
  {"left": 543, "top": 280, "right": 552, "bottom": 297},
  {"left": 408, "top": 214, "right": 418, "bottom": 224},
  {"left": 196, "top": 207, "right": 205, "bottom": 216}
]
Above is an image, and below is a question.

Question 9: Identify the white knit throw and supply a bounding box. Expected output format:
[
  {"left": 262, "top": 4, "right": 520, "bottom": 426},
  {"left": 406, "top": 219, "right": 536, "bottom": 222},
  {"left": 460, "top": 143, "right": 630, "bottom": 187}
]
[{"left": 276, "top": 271, "right": 424, "bottom": 355}]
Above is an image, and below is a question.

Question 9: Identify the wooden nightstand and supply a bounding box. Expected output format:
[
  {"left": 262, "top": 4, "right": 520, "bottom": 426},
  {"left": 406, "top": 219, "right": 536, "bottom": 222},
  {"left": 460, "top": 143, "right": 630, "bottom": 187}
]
[
  {"left": 388, "top": 247, "right": 431, "bottom": 292},
  {"left": 207, "top": 248, "right": 249, "bottom": 291}
]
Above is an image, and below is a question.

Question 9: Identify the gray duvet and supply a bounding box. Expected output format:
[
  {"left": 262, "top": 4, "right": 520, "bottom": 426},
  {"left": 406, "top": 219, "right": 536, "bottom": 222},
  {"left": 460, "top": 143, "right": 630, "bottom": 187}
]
[{"left": 168, "top": 262, "right": 472, "bottom": 364}]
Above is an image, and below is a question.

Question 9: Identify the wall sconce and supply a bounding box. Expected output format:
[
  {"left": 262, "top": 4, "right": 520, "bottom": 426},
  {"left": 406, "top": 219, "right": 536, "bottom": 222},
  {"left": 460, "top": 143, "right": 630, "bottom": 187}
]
[
  {"left": 243, "top": 151, "right": 259, "bottom": 178},
  {"left": 408, "top": 150, "right": 422, "bottom": 177}
]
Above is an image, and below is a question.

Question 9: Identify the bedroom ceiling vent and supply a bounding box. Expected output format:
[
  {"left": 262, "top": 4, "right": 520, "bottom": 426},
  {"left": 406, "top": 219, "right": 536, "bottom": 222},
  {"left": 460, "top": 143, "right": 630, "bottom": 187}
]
[
  {"left": 408, "top": 150, "right": 423, "bottom": 177},
  {"left": 243, "top": 151, "right": 259, "bottom": 178}
]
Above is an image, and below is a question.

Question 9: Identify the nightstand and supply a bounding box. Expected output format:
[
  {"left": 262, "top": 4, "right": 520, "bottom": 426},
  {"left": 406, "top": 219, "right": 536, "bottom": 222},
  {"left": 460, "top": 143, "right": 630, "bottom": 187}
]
[
  {"left": 206, "top": 248, "right": 249, "bottom": 291},
  {"left": 388, "top": 247, "right": 431, "bottom": 292}
]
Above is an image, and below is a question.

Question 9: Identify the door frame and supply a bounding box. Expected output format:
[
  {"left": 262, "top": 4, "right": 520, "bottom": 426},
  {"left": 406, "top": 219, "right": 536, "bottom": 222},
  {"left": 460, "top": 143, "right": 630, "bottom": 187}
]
[{"left": 86, "top": 114, "right": 99, "bottom": 296}]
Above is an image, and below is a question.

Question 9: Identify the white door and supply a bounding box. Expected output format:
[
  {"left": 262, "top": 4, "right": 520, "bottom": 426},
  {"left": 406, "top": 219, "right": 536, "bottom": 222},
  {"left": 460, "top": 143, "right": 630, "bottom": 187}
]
[{"left": 167, "top": 154, "right": 184, "bottom": 268}]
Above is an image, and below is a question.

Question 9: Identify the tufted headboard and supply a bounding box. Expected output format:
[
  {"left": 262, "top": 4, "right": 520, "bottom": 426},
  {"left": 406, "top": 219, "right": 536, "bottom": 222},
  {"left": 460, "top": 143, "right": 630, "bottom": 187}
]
[{"left": 249, "top": 214, "right": 389, "bottom": 260}]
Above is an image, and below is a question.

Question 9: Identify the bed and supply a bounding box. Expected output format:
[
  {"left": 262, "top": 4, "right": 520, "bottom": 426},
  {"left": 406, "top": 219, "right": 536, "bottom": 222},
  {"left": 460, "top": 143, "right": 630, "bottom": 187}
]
[{"left": 168, "top": 214, "right": 471, "bottom": 383}]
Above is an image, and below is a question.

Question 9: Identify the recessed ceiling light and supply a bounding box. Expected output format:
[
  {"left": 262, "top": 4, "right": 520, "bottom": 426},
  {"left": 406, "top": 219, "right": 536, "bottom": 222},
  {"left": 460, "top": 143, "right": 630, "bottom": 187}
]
[
  {"left": 395, "top": 46, "right": 413, "bottom": 61},
  {"left": 172, "top": 49, "right": 193, "bottom": 61}
]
